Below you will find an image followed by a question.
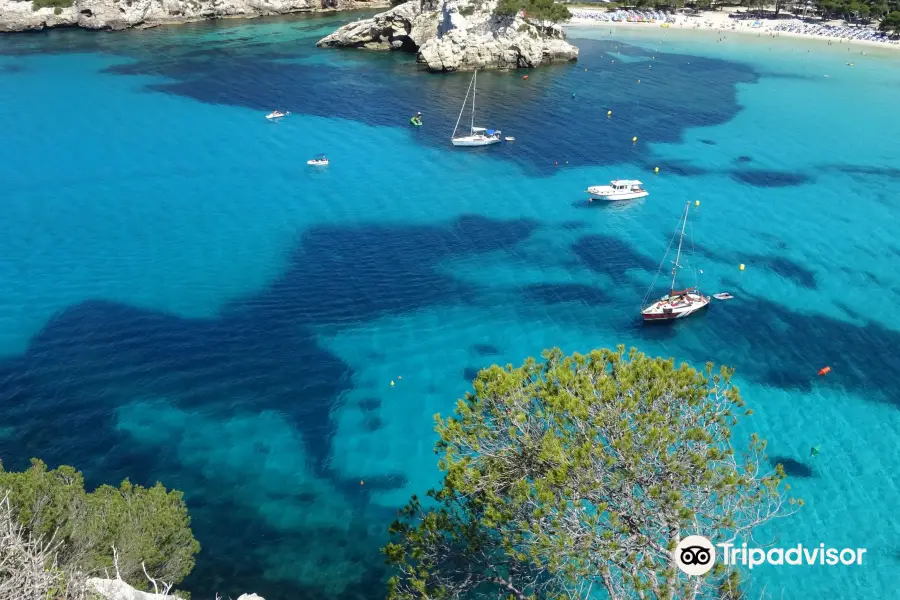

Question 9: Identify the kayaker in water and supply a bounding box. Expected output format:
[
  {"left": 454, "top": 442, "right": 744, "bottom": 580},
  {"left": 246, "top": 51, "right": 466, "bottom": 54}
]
[{"left": 410, "top": 112, "right": 422, "bottom": 126}]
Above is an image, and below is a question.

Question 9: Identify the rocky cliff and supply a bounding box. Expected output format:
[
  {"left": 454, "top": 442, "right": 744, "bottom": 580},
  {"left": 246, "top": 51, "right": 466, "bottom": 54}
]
[
  {"left": 317, "top": 0, "right": 578, "bottom": 71},
  {"left": 0, "top": 0, "right": 387, "bottom": 32},
  {"left": 88, "top": 578, "right": 267, "bottom": 600}
]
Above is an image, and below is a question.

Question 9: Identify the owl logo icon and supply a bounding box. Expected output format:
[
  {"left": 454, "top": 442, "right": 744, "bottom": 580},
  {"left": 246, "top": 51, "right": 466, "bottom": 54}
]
[{"left": 675, "top": 535, "right": 716, "bottom": 576}]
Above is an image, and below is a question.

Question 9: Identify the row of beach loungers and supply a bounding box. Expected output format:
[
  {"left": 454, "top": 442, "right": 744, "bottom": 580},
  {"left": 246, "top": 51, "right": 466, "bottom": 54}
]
[
  {"left": 568, "top": 10, "right": 897, "bottom": 45},
  {"left": 772, "top": 21, "right": 898, "bottom": 44},
  {"left": 569, "top": 9, "right": 676, "bottom": 23}
]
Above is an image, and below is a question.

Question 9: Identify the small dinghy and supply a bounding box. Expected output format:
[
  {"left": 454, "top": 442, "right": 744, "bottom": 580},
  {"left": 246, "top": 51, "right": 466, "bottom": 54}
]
[
  {"left": 505, "top": 136, "right": 515, "bottom": 142},
  {"left": 266, "top": 110, "right": 290, "bottom": 120},
  {"left": 713, "top": 292, "right": 734, "bottom": 301},
  {"left": 307, "top": 154, "right": 329, "bottom": 166}
]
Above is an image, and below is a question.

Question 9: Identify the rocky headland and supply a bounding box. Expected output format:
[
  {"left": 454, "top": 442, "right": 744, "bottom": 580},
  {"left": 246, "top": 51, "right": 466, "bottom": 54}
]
[
  {"left": 0, "top": 0, "right": 387, "bottom": 32},
  {"left": 316, "top": 0, "right": 579, "bottom": 71}
]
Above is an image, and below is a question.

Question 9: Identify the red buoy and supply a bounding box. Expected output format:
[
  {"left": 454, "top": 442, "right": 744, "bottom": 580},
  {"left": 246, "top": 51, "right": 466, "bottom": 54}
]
[
  {"left": 818, "top": 366, "right": 831, "bottom": 376},
  {"left": 522, "top": 75, "right": 528, "bottom": 80}
]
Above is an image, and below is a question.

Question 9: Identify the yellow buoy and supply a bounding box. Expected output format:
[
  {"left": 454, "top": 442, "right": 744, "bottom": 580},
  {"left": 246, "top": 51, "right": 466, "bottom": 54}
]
[
  {"left": 739, "top": 264, "right": 745, "bottom": 271},
  {"left": 632, "top": 136, "right": 638, "bottom": 143},
  {"left": 390, "top": 380, "right": 395, "bottom": 387},
  {"left": 607, "top": 110, "right": 612, "bottom": 117},
  {"left": 654, "top": 167, "right": 660, "bottom": 173},
  {"left": 695, "top": 200, "right": 700, "bottom": 206}
]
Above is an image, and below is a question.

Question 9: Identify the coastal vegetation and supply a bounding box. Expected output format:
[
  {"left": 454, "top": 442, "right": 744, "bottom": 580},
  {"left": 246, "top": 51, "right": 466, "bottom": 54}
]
[
  {"left": 599, "top": 0, "right": 899, "bottom": 24},
  {"left": 815, "top": 0, "right": 899, "bottom": 22},
  {"left": 495, "top": 0, "right": 572, "bottom": 22},
  {"left": 879, "top": 9, "right": 900, "bottom": 29},
  {"left": 0, "top": 459, "right": 198, "bottom": 597},
  {"left": 29, "top": 0, "right": 74, "bottom": 11},
  {"left": 383, "top": 347, "right": 797, "bottom": 600}
]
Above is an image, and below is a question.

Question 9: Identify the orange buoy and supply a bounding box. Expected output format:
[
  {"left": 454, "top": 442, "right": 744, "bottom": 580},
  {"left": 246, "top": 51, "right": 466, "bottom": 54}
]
[
  {"left": 360, "top": 480, "right": 364, "bottom": 485},
  {"left": 818, "top": 366, "right": 831, "bottom": 376}
]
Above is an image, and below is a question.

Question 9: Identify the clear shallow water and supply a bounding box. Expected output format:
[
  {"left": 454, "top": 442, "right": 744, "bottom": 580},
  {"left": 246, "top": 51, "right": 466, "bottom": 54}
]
[{"left": 1, "top": 15, "right": 900, "bottom": 599}]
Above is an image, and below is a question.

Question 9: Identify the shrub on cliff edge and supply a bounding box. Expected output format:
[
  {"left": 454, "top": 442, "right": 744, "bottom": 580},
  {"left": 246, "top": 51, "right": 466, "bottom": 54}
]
[
  {"left": 495, "top": 0, "right": 571, "bottom": 23},
  {"left": 31, "top": 0, "right": 74, "bottom": 11},
  {"left": 383, "top": 347, "right": 798, "bottom": 600},
  {"left": 0, "top": 458, "right": 199, "bottom": 592}
]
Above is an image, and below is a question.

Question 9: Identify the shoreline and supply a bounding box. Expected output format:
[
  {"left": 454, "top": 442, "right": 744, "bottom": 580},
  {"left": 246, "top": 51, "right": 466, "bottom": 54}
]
[
  {"left": 564, "top": 11, "right": 900, "bottom": 52},
  {"left": 0, "top": 0, "right": 388, "bottom": 34}
]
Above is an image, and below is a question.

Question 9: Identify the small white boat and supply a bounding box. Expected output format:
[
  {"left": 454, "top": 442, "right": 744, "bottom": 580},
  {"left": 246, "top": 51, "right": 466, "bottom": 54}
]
[
  {"left": 451, "top": 71, "right": 501, "bottom": 147},
  {"left": 307, "top": 154, "right": 329, "bottom": 166},
  {"left": 713, "top": 292, "right": 734, "bottom": 300},
  {"left": 266, "top": 110, "right": 290, "bottom": 120},
  {"left": 587, "top": 180, "right": 648, "bottom": 202},
  {"left": 505, "top": 136, "right": 515, "bottom": 142},
  {"left": 453, "top": 128, "right": 501, "bottom": 147}
]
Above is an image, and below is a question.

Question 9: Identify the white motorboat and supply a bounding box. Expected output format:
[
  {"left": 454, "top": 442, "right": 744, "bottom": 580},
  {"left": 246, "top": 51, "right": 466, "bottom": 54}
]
[
  {"left": 713, "top": 292, "right": 734, "bottom": 300},
  {"left": 505, "top": 136, "right": 515, "bottom": 142},
  {"left": 587, "top": 180, "right": 648, "bottom": 202},
  {"left": 451, "top": 71, "right": 501, "bottom": 147},
  {"left": 641, "top": 201, "right": 710, "bottom": 322},
  {"left": 307, "top": 154, "right": 329, "bottom": 166},
  {"left": 266, "top": 110, "right": 290, "bottom": 120}
]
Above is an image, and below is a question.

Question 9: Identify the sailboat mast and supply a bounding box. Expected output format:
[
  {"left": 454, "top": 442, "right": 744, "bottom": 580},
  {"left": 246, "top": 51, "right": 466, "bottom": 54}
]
[
  {"left": 670, "top": 201, "right": 689, "bottom": 293},
  {"left": 471, "top": 70, "right": 476, "bottom": 134},
  {"left": 451, "top": 73, "right": 475, "bottom": 140}
]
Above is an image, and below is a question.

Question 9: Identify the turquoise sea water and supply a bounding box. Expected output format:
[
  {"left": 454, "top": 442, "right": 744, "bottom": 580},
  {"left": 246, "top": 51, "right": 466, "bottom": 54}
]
[{"left": 1, "top": 15, "right": 900, "bottom": 599}]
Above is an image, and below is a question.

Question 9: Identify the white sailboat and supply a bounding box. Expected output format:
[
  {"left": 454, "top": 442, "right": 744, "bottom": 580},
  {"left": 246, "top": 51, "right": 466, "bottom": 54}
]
[
  {"left": 451, "top": 71, "right": 501, "bottom": 147},
  {"left": 641, "top": 201, "right": 709, "bottom": 322}
]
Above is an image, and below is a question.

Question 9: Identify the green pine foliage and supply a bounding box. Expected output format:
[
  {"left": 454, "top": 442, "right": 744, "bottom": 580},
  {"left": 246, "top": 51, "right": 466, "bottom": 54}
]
[
  {"left": 495, "top": 0, "right": 572, "bottom": 23},
  {"left": 718, "top": 570, "right": 746, "bottom": 600},
  {"left": 383, "top": 347, "right": 798, "bottom": 600},
  {"left": 881, "top": 9, "right": 900, "bottom": 30},
  {"left": 0, "top": 458, "right": 199, "bottom": 591},
  {"left": 30, "top": 0, "right": 74, "bottom": 11}
]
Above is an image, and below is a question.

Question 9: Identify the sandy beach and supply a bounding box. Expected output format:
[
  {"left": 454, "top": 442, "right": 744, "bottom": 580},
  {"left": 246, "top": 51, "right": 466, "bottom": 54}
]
[{"left": 565, "top": 9, "right": 900, "bottom": 52}]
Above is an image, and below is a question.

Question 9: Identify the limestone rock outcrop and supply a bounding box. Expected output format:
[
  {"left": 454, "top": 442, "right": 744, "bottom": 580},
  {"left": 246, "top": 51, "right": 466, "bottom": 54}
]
[
  {"left": 87, "top": 578, "right": 178, "bottom": 600},
  {"left": 317, "top": 0, "right": 440, "bottom": 50},
  {"left": 0, "top": 0, "right": 387, "bottom": 32},
  {"left": 86, "top": 578, "right": 267, "bottom": 600},
  {"left": 318, "top": 0, "right": 578, "bottom": 71}
]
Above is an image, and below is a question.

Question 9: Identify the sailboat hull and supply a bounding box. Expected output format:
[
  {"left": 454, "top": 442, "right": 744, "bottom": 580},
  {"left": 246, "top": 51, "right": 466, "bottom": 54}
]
[
  {"left": 641, "top": 294, "right": 710, "bottom": 322},
  {"left": 451, "top": 136, "right": 501, "bottom": 147}
]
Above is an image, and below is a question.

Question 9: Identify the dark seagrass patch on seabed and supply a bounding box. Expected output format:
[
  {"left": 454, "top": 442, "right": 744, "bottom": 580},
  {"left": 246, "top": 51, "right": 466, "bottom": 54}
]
[
  {"left": 770, "top": 455, "right": 816, "bottom": 478},
  {"left": 522, "top": 283, "right": 611, "bottom": 307},
  {"left": 572, "top": 234, "right": 658, "bottom": 284},
  {"left": 730, "top": 169, "right": 812, "bottom": 187},
  {"left": 463, "top": 367, "right": 482, "bottom": 382},
  {"left": 471, "top": 343, "right": 500, "bottom": 356}
]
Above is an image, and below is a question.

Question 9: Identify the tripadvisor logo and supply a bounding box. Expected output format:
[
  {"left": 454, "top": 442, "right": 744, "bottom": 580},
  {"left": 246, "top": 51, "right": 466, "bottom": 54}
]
[
  {"left": 675, "top": 535, "right": 716, "bottom": 576},
  {"left": 674, "top": 535, "right": 868, "bottom": 576}
]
